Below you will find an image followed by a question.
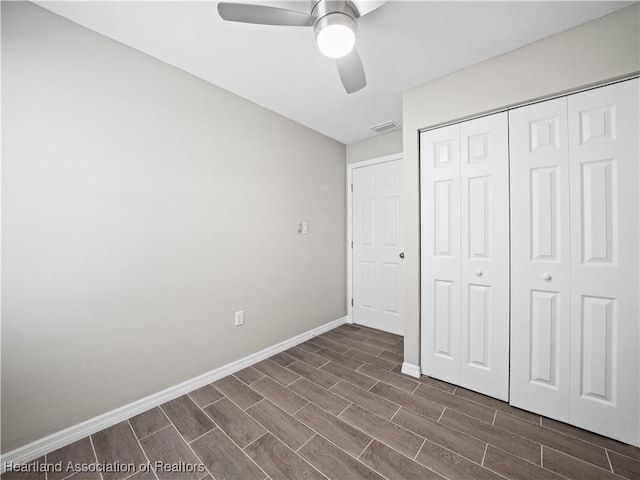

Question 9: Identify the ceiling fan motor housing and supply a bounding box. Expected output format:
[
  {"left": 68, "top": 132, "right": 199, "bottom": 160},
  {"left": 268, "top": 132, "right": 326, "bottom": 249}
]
[
  {"left": 311, "top": 1, "right": 359, "bottom": 19},
  {"left": 312, "top": 1, "right": 359, "bottom": 58},
  {"left": 312, "top": 0, "right": 359, "bottom": 29}
]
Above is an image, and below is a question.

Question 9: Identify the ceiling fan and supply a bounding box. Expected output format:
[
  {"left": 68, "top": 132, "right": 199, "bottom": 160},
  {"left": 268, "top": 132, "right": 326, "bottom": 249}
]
[{"left": 217, "top": 1, "right": 386, "bottom": 94}]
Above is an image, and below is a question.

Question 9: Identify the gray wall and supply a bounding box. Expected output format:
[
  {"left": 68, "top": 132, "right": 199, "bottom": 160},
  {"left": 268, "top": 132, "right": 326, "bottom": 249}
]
[
  {"left": 1, "top": 2, "right": 346, "bottom": 453},
  {"left": 402, "top": 4, "right": 640, "bottom": 368},
  {"left": 346, "top": 130, "right": 403, "bottom": 164}
]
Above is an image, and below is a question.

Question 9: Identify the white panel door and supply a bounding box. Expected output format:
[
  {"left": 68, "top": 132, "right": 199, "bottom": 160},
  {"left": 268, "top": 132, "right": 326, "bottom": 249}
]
[
  {"left": 421, "top": 113, "right": 509, "bottom": 399},
  {"left": 509, "top": 98, "right": 571, "bottom": 421},
  {"left": 352, "top": 159, "right": 404, "bottom": 335},
  {"left": 567, "top": 79, "right": 639, "bottom": 445},
  {"left": 460, "top": 113, "right": 510, "bottom": 401},
  {"left": 421, "top": 124, "right": 462, "bottom": 384}
]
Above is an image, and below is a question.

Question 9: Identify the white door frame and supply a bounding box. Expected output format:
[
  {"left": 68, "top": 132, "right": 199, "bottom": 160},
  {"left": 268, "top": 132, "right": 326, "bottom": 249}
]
[{"left": 346, "top": 153, "right": 404, "bottom": 324}]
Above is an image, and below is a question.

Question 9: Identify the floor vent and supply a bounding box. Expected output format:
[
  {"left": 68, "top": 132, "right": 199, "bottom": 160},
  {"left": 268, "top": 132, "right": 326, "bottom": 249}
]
[{"left": 370, "top": 120, "right": 401, "bottom": 134}]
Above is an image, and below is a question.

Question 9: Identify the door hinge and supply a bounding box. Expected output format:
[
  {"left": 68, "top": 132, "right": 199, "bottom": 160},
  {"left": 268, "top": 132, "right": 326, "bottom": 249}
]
[
  {"left": 351, "top": 298, "right": 354, "bottom": 306},
  {"left": 351, "top": 241, "right": 353, "bottom": 248},
  {"left": 350, "top": 183, "right": 353, "bottom": 192}
]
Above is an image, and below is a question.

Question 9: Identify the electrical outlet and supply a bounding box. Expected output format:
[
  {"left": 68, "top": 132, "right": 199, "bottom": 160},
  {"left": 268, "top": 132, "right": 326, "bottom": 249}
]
[{"left": 234, "top": 310, "right": 244, "bottom": 327}]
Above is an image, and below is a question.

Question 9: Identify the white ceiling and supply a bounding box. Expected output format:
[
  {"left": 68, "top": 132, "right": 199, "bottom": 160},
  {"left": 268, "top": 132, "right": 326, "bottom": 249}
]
[{"left": 35, "top": 1, "right": 632, "bottom": 144}]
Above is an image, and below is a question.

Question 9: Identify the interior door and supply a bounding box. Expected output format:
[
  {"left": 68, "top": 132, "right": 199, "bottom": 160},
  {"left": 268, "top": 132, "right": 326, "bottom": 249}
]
[
  {"left": 509, "top": 98, "right": 572, "bottom": 421},
  {"left": 459, "top": 113, "right": 510, "bottom": 401},
  {"left": 421, "top": 113, "right": 509, "bottom": 400},
  {"left": 567, "top": 79, "right": 639, "bottom": 445},
  {"left": 352, "top": 159, "right": 404, "bottom": 335},
  {"left": 421, "top": 124, "right": 462, "bottom": 384}
]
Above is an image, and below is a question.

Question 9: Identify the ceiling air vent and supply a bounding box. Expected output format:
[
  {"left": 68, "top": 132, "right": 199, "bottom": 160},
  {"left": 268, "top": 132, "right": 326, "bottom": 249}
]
[{"left": 370, "top": 120, "right": 401, "bottom": 134}]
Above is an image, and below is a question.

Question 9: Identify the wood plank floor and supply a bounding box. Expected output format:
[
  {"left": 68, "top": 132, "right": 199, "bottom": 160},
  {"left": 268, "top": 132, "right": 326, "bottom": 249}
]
[{"left": 5, "top": 323, "right": 639, "bottom": 480}]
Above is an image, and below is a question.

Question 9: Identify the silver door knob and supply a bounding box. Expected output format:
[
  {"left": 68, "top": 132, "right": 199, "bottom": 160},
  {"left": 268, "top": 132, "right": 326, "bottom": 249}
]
[
  {"left": 543, "top": 273, "right": 552, "bottom": 281},
  {"left": 475, "top": 269, "right": 483, "bottom": 276}
]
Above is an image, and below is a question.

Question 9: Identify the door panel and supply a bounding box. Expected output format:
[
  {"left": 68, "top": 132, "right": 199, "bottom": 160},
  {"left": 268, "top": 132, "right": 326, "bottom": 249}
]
[
  {"left": 359, "top": 261, "right": 375, "bottom": 310},
  {"left": 530, "top": 167, "right": 559, "bottom": 261},
  {"left": 352, "top": 159, "right": 404, "bottom": 335},
  {"left": 421, "top": 124, "right": 462, "bottom": 384},
  {"left": 468, "top": 176, "right": 489, "bottom": 258},
  {"left": 467, "top": 284, "right": 489, "bottom": 366},
  {"left": 568, "top": 79, "right": 639, "bottom": 446},
  {"left": 434, "top": 280, "right": 454, "bottom": 358},
  {"left": 359, "top": 200, "right": 374, "bottom": 247},
  {"left": 421, "top": 113, "right": 509, "bottom": 399},
  {"left": 509, "top": 98, "right": 571, "bottom": 421},
  {"left": 435, "top": 180, "right": 455, "bottom": 256},
  {"left": 580, "top": 295, "right": 614, "bottom": 400},
  {"left": 530, "top": 290, "right": 559, "bottom": 386},
  {"left": 383, "top": 196, "right": 400, "bottom": 246},
  {"left": 580, "top": 159, "right": 615, "bottom": 264},
  {"left": 460, "top": 113, "right": 510, "bottom": 401}
]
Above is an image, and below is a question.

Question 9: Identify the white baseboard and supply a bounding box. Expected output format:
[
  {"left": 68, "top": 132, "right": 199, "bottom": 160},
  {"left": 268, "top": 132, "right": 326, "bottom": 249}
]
[
  {"left": 1, "top": 316, "right": 347, "bottom": 469},
  {"left": 401, "top": 362, "right": 421, "bottom": 378}
]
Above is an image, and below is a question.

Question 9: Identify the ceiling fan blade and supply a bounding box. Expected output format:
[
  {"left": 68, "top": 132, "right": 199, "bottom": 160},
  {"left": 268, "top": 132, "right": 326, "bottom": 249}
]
[
  {"left": 350, "top": 1, "right": 387, "bottom": 17},
  {"left": 336, "top": 48, "right": 367, "bottom": 94},
  {"left": 217, "top": 3, "right": 314, "bottom": 26}
]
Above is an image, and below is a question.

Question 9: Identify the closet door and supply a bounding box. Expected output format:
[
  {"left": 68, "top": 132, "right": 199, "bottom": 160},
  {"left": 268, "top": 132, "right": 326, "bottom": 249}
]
[
  {"left": 567, "top": 79, "right": 639, "bottom": 445},
  {"left": 421, "top": 123, "right": 462, "bottom": 384},
  {"left": 421, "top": 113, "right": 509, "bottom": 399},
  {"left": 460, "top": 113, "right": 510, "bottom": 400},
  {"left": 509, "top": 98, "right": 572, "bottom": 420}
]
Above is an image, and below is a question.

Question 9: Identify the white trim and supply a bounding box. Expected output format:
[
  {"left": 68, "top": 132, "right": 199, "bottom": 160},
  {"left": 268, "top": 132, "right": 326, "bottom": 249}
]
[
  {"left": 0, "top": 316, "right": 347, "bottom": 469},
  {"left": 401, "top": 362, "right": 421, "bottom": 378},
  {"left": 348, "top": 153, "right": 403, "bottom": 170},
  {"left": 346, "top": 153, "right": 404, "bottom": 325}
]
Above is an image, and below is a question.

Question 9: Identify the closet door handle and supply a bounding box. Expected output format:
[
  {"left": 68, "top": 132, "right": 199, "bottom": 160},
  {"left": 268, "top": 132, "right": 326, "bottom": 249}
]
[
  {"left": 475, "top": 269, "right": 483, "bottom": 277},
  {"left": 542, "top": 273, "right": 552, "bottom": 281}
]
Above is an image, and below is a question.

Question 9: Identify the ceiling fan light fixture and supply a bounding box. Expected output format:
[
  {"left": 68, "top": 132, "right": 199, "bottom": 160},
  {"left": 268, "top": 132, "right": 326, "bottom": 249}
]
[{"left": 314, "top": 13, "right": 357, "bottom": 59}]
